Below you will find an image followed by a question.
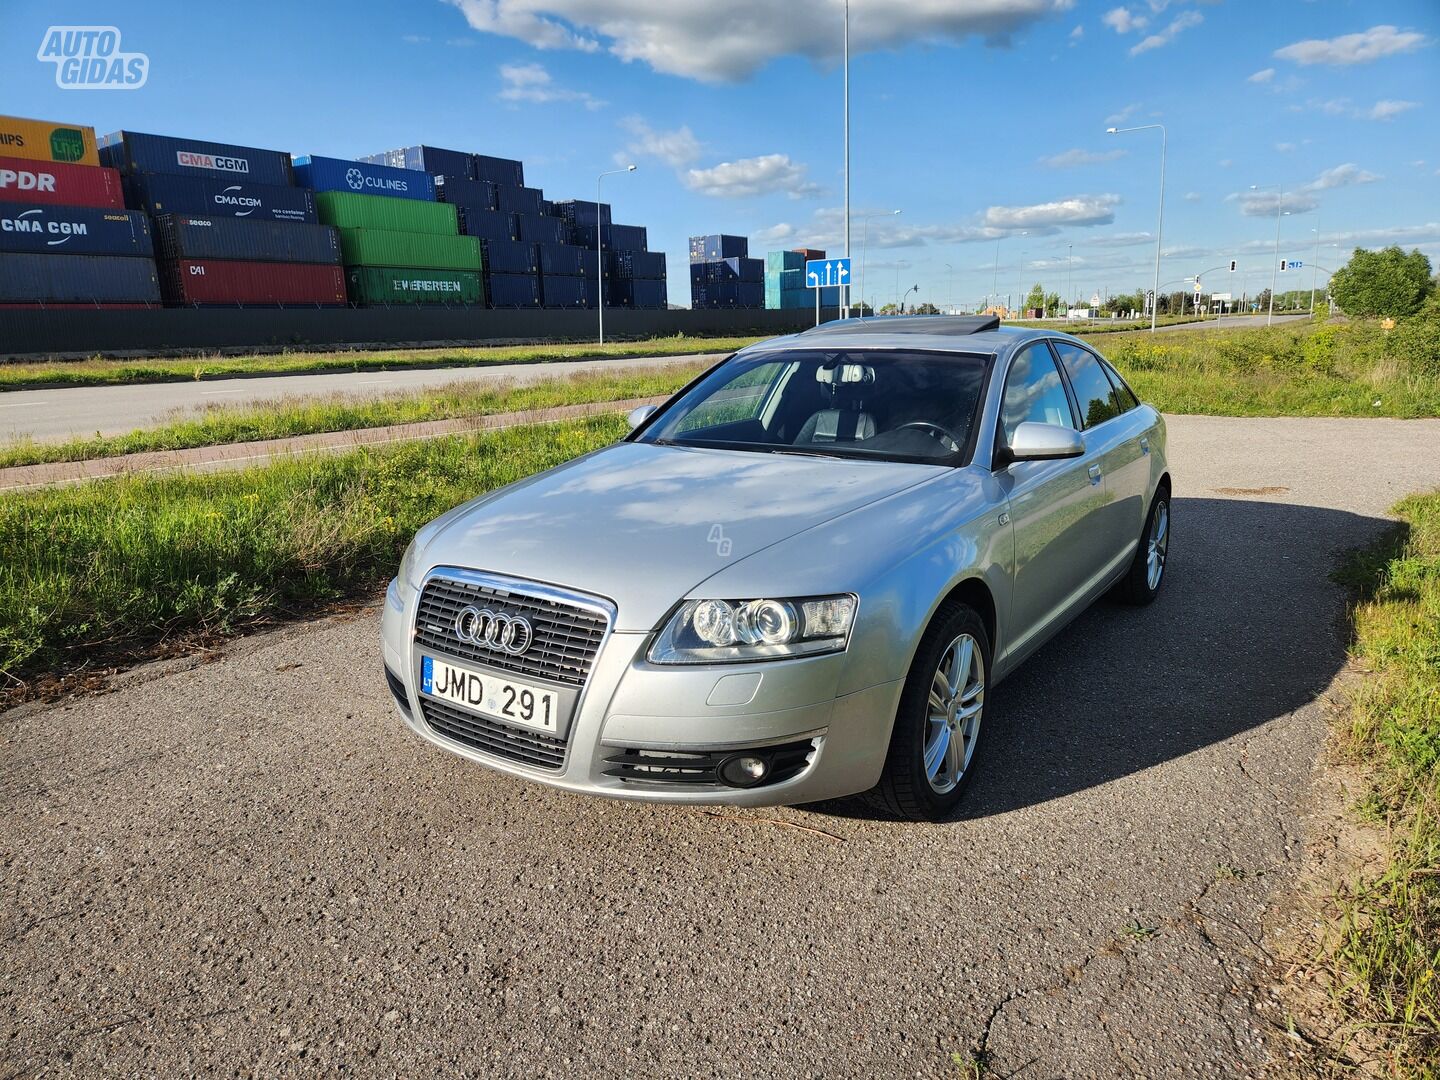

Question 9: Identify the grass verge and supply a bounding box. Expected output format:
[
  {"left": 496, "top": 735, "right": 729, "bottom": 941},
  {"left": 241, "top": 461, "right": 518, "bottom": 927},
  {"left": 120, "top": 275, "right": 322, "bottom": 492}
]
[
  {"left": 0, "top": 363, "right": 706, "bottom": 469},
  {"left": 1321, "top": 492, "right": 1440, "bottom": 1073},
  {"left": 0, "top": 335, "right": 758, "bottom": 391},
  {"left": 0, "top": 414, "right": 625, "bottom": 686}
]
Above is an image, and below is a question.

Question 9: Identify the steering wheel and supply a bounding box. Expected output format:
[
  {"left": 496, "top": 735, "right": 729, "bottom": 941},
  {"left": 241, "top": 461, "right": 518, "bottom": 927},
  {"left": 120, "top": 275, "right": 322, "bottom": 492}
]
[{"left": 893, "top": 420, "right": 962, "bottom": 452}]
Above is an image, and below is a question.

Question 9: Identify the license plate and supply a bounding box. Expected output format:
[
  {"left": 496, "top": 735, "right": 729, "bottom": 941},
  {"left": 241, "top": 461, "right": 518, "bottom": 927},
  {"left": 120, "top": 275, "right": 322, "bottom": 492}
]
[{"left": 420, "top": 655, "right": 560, "bottom": 734}]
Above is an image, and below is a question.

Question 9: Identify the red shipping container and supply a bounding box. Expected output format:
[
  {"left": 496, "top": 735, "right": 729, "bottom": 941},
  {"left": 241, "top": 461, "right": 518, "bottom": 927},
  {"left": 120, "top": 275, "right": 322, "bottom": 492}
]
[
  {"left": 0, "top": 156, "right": 124, "bottom": 208},
  {"left": 161, "top": 259, "right": 346, "bottom": 306},
  {"left": 790, "top": 247, "right": 825, "bottom": 261}
]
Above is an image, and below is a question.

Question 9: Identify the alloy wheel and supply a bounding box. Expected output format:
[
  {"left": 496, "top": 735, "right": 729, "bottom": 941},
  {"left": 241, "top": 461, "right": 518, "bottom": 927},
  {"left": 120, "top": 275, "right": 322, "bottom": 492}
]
[
  {"left": 924, "top": 632, "right": 985, "bottom": 795},
  {"left": 1147, "top": 500, "right": 1170, "bottom": 591}
]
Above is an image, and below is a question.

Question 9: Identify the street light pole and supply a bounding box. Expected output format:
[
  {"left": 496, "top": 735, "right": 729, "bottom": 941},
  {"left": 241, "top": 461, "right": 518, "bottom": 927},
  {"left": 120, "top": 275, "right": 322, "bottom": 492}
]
[
  {"left": 1251, "top": 183, "right": 1288, "bottom": 327},
  {"left": 843, "top": 0, "right": 850, "bottom": 318},
  {"left": 1107, "top": 122, "right": 1166, "bottom": 331},
  {"left": 1067, "top": 243, "right": 1073, "bottom": 310},
  {"left": 860, "top": 209, "right": 901, "bottom": 318},
  {"left": 944, "top": 263, "right": 953, "bottom": 314},
  {"left": 596, "top": 164, "right": 636, "bottom": 344},
  {"left": 1310, "top": 220, "right": 1321, "bottom": 316}
]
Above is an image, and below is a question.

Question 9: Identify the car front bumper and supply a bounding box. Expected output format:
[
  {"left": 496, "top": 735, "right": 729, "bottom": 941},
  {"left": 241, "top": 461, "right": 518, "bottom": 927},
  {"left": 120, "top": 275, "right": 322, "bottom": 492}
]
[{"left": 381, "top": 574, "right": 902, "bottom": 806}]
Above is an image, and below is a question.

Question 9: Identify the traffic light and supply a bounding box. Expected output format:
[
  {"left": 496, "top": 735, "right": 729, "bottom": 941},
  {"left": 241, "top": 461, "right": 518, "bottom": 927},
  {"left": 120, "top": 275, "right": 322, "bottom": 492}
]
[
  {"left": 1279, "top": 259, "right": 1287, "bottom": 272},
  {"left": 1228, "top": 260, "right": 1237, "bottom": 272}
]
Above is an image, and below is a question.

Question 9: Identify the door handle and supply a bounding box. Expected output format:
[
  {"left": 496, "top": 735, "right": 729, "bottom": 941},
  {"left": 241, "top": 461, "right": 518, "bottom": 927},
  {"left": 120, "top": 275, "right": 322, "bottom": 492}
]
[
  {"left": 1087, "top": 463, "right": 1102, "bottom": 485},
  {"left": 1140, "top": 436, "right": 1150, "bottom": 455}
]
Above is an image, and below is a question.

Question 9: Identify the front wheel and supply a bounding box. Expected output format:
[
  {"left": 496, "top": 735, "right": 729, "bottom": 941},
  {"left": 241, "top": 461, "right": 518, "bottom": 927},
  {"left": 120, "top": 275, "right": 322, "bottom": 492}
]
[{"left": 866, "top": 603, "right": 990, "bottom": 821}]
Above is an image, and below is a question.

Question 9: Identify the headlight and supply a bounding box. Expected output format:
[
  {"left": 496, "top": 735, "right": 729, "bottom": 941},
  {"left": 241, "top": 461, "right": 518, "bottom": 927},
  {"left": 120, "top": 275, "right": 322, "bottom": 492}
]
[
  {"left": 398, "top": 537, "right": 421, "bottom": 589},
  {"left": 648, "top": 595, "right": 857, "bottom": 664}
]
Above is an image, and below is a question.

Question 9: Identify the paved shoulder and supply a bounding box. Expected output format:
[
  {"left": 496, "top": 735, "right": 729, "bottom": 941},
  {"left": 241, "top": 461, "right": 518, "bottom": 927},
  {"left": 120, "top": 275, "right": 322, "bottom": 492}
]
[{"left": 4, "top": 414, "right": 1439, "bottom": 1077}]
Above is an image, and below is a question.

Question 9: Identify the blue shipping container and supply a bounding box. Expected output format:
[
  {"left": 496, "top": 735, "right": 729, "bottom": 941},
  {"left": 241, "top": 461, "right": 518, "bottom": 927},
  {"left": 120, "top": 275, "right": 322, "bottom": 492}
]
[
  {"left": 360, "top": 145, "right": 473, "bottom": 180},
  {"left": 610, "top": 278, "right": 668, "bottom": 309},
  {"left": 472, "top": 154, "right": 524, "bottom": 188},
  {"left": 481, "top": 238, "right": 537, "bottom": 275},
  {"left": 153, "top": 214, "right": 341, "bottom": 266},
  {"left": 556, "top": 199, "right": 611, "bottom": 228},
  {"left": 516, "top": 214, "right": 567, "bottom": 245},
  {"left": 540, "top": 274, "right": 585, "bottom": 308},
  {"left": 610, "top": 224, "right": 647, "bottom": 251},
  {"left": 122, "top": 173, "right": 316, "bottom": 223},
  {"left": 538, "top": 243, "right": 588, "bottom": 277},
  {"left": 693, "top": 281, "right": 762, "bottom": 308},
  {"left": 488, "top": 272, "right": 539, "bottom": 307},
  {"left": 0, "top": 203, "right": 153, "bottom": 258},
  {"left": 611, "top": 250, "right": 666, "bottom": 280},
  {"left": 292, "top": 156, "right": 435, "bottom": 202},
  {"left": 98, "top": 131, "right": 293, "bottom": 186},
  {"left": 437, "top": 176, "right": 497, "bottom": 211},
  {"left": 689, "top": 234, "right": 747, "bottom": 261},
  {"left": 457, "top": 208, "right": 516, "bottom": 242},
  {"left": 0, "top": 252, "right": 161, "bottom": 304},
  {"left": 496, "top": 186, "right": 542, "bottom": 217}
]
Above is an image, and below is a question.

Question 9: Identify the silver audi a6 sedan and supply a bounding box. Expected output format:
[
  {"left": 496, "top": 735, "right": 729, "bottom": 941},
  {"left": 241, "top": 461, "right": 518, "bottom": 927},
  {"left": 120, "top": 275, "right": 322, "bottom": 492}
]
[{"left": 381, "top": 315, "right": 1170, "bottom": 820}]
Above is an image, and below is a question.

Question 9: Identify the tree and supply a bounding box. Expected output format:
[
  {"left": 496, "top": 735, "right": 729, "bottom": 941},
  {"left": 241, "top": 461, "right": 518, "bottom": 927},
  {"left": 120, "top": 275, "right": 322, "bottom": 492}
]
[
  {"left": 1024, "top": 283, "right": 1045, "bottom": 313},
  {"left": 914, "top": 302, "right": 941, "bottom": 315},
  {"left": 1329, "top": 246, "right": 1434, "bottom": 318},
  {"left": 1043, "top": 291, "right": 1061, "bottom": 315},
  {"left": 878, "top": 302, "right": 899, "bottom": 315}
]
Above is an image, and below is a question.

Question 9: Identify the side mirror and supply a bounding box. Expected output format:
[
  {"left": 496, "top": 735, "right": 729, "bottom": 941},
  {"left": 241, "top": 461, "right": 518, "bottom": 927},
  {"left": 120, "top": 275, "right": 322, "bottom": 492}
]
[
  {"left": 626, "top": 404, "right": 658, "bottom": 431},
  {"left": 1002, "top": 421, "right": 1085, "bottom": 463}
]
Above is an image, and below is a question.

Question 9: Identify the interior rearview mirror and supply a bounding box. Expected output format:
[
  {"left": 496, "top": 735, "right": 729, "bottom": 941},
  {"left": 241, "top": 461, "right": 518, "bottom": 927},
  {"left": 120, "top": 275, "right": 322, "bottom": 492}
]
[
  {"left": 626, "top": 404, "right": 658, "bottom": 431},
  {"left": 1003, "top": 421, "right": 1085, "bottom": 463}
]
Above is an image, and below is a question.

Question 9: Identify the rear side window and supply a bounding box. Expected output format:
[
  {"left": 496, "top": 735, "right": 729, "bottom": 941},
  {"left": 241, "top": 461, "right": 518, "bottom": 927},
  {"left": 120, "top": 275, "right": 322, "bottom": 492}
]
[
  {"left": 1052, "top": 342, "right": 1121, "bottom": 428},
  {"left": 1098, "top": 356, "right": 1141, "bottom": 411},
  {"left": 1000, "top": 343, "right": 1075, "bottom": 443}
]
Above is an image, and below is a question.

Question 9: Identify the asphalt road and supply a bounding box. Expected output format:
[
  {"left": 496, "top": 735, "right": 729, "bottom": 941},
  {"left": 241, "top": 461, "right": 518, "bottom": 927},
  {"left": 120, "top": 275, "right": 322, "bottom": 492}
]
[
  {"left": 0, "top": 316, "right": 1307, "bottom": 444},
  {"left": 0, "top": 353, "right": 718, "bottom": 444},
  {"left": 7, "top": 413, "right": 1440, "bottom": 1078}
]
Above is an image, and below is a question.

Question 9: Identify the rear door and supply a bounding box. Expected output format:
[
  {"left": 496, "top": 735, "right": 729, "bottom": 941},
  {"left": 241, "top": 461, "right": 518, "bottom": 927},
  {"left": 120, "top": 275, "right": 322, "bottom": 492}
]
[
  {"left": 995, "top": 342, "right": 1113, "bottom": 660},
  {"left": 1049, "top": 340, "right": 1149, "bottom": 568}
]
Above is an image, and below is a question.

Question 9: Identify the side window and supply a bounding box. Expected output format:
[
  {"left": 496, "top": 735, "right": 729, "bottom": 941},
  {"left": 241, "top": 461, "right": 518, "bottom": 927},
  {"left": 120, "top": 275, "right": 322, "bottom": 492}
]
[
  {"left": 1098, "top": 356, "right": 1140, "bottom": 411},
  {"left": 675, "top": 361, "right": 788, "bottom": 433},
  {"left": 1052, "top": 342, "right": 1121, "bottom": 428},
  {"left": 1000, "top": 344, "right": 1075, "bottom": 444}
]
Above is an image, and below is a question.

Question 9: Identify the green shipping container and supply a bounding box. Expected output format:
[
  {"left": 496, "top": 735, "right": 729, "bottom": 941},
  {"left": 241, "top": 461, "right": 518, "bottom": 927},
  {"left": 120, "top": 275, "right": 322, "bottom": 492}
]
[
  {"left": 315, "top": 191, "right": 458, "bottom": 236},
  {"left": 337, "top": 228, "right": 483, "bottom": 272},
  {"left": 346, "top": 266, "right": 484, "bottom": 306}
]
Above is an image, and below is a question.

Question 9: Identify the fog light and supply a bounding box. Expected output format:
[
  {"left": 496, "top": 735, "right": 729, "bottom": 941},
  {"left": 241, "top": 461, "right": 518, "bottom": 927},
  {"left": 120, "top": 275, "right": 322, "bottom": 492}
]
[{"left": 718, "top": 754, "right": 769, "bottom": 787}]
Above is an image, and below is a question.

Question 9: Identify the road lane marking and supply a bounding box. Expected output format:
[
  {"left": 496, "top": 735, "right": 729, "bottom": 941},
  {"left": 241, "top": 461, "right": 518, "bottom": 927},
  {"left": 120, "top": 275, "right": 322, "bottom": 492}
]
[
  {"left": 200, "top": 389, "right": 249, "bottom": 396},
  {"left": 0, "top": 401, "right": 51, "bottom": 407}
]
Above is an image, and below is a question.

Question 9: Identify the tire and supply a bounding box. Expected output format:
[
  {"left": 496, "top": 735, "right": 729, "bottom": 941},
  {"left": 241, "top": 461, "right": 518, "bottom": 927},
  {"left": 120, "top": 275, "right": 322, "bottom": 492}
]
[
  {"left": 1115, "top": 486, "right": 1171, "bottom": 606},
  {"left": 865, "top": 602, "right": 991, "bottom": 821}
]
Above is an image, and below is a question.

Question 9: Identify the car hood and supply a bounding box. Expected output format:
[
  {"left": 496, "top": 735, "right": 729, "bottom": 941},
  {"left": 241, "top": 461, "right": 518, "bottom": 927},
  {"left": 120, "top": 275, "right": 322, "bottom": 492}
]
[{"left": 417, "top": 441, "right": 948, "bottom": 630}]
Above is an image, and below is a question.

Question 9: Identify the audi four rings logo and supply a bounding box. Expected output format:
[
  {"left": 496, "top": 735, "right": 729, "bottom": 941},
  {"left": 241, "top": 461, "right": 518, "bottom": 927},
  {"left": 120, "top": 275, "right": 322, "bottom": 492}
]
[{"left": 454, "top": 606, "right": 534, "bottom": 655}]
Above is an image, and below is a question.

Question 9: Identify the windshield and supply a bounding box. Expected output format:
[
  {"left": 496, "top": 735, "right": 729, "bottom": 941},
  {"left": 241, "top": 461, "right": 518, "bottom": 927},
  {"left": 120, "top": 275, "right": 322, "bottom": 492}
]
[{"left": 633, "top": 348, "right": 989, "bottom": 465}]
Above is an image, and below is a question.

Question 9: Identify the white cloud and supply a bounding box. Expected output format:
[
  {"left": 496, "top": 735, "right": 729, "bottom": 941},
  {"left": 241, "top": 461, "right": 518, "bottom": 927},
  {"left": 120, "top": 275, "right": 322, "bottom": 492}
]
[
  {"left": 1247, "top": 67, "right": 1275, "bottom": 84},
  {"left": 1069, "top": 25, "right": 1084, "bottom": 42},
  {"left": 1183, "top": 191, "right": 1201, "bottom": 202},
  {"left": 1040, "top": 147, "right": 1128, "bottom": 168},
  {"left": 1129, "top": 10, "right": 1202, "bottom": 55},
  {"left": 684, "top": 154, "right": 820, "bottom": 199},
  {"left": 751, "top": 223, "right": 798, "bottom": 248},
  {"left": 1089, "top": 231, "right": 1155, "bottom": 247},
  {"left": 1238, "top": 223, "right": 1440, "bottom": 253},
  {"left": 1228, "top": 163, "right": 1381, "bottom": 217},
  {"left": 402, "top": 34, "right": 430, "bottom": 44},
  {"left": 1103, "top": 7, "right": 1147, "bottom": 33},
  {"left": 1105, "top": 102, "right": 1142, "bottom": 125},
  {"left": 1370, "top": 99, "right": 1420, "bottom": 120},
  {"left": 447, "top": 0, "right": 1075, "bottom": 82},
  {"left": 618, "top": 116, "right": 701, "bottom": 167},
  {"left": 984, "top": 194, "right": 1121, "bottom": 229},
  {"left": 1275, "top": 24, "right": 1429, "bottom": 67},
  {"left": 498, "top": 61, "right": 605, "bottom": 109},
  {"left": 1275, "top": 142, "right": 1297, "bottom": 153},
  {"left": 1308, "top": 163, "right": 1381, "bottom": 190}
]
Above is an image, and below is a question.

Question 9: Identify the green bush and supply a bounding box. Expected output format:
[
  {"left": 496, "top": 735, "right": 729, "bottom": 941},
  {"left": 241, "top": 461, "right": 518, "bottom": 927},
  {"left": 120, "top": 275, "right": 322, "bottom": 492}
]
[{"left": 1385, "top": 293, "right": 1440, "bottom": 380}]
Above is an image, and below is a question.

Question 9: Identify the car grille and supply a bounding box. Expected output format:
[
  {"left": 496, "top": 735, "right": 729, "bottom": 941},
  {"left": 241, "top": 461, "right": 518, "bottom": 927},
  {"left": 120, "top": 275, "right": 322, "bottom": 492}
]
[
  {"left": 419, "top": 696, "right": 567, "bottom": 770},
  {"left": 414, "top": 575, "right": 607, "bottom": 689},
  {"left": 602, "top": 740, "right": 816, "bottom": 788}
]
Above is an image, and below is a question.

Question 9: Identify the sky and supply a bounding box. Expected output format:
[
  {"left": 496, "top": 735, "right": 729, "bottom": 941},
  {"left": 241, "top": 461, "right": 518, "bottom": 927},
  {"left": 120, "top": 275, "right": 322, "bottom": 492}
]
[{"left": 3, "top": 0, "right": 1437, "bottom": 309}]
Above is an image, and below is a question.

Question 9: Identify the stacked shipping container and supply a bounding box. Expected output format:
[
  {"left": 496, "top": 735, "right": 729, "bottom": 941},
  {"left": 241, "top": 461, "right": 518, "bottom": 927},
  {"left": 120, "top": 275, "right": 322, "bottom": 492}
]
[
  {"left": 765, "top": 249, "right": 838, "bottom": 310},
  {"left": 690, "top": 235, "right": 761, "bottom": 309},
  {"left": 101, "top": 130, "right": 344, "bottom": 306},
  {"left": 295, "top": 155, "right": 481, "bottom": 306},
  {"left": 0, "top": 114, "right": 160, "bottom": 306}
]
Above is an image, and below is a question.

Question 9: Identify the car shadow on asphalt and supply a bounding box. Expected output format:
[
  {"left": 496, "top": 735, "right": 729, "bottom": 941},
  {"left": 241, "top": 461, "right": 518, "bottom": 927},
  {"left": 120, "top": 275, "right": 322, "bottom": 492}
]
[{"left": 807, "top": 496, "right": 1385, "bottom": 823}]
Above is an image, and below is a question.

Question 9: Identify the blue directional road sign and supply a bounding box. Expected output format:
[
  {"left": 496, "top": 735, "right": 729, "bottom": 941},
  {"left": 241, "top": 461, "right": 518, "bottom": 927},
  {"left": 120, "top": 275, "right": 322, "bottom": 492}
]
[{"left": 806, "top": 258, "right": 851, "bottom": 290}]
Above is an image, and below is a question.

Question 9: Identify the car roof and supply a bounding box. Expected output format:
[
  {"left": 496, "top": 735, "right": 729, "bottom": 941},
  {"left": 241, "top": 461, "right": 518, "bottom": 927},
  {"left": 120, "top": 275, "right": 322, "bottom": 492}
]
[{"left": 740, "top": 315, "right": 1079, "bottom": 358}]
